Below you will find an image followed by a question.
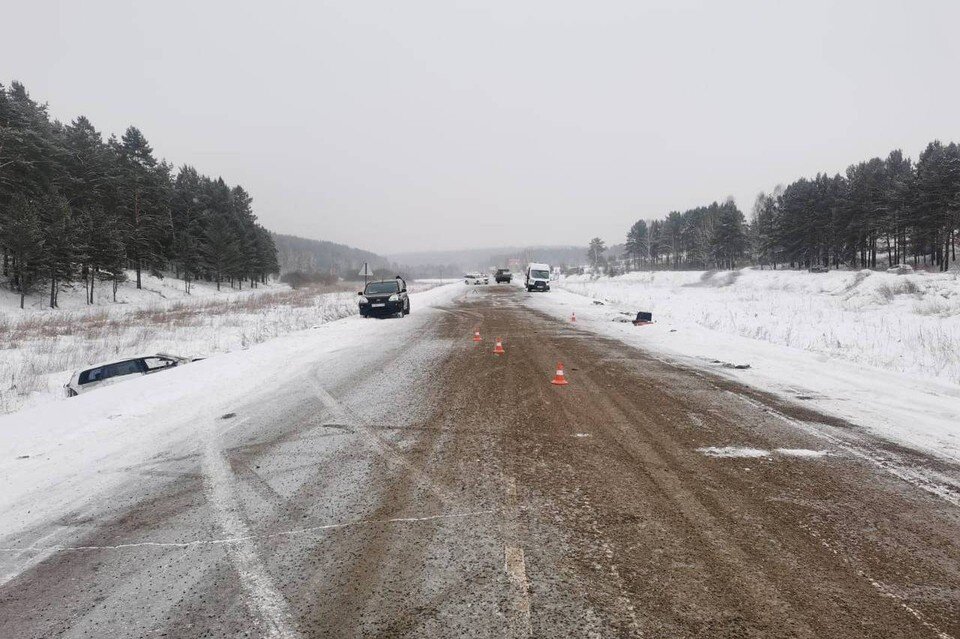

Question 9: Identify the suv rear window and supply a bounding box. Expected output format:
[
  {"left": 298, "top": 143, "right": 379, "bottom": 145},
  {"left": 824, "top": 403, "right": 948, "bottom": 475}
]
[
  {"left": 78, "top": 367, "right": 105, "bottom": 385},
  {"left": 101, "top": 359, "right": 144, "bottom": 381},
  {"left": 79, "top": 360, "right": 144, "bottom": 384}
]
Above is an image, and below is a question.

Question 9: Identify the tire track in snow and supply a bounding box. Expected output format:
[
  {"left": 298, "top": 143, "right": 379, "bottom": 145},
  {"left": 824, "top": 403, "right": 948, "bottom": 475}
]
[
  {"left": 309, "top": 374, "right": 457, "bottom": 508},
  {"left": 202, "top": 422, "right": 302, "bottom": 639}
]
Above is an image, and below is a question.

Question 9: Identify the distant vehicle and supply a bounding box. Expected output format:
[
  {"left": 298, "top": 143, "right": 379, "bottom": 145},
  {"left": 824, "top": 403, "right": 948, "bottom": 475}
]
[
  {"left": 65, "top": 353, "right": 198, "bottom": 397},
  {"left": 808, "top": 265, "right": 829, "bottom": 273},
  {"left": 495, "top": 268, "right": 513, "bottom": 283},
  {"left": 525, "top": 262, "right": 551, "bottom": 292},
  {"left": 464, "top": 273, "right": 489, "bottom": 285},
  {"left": 359, "top": 277, "right": 410, "bottom": 318}
]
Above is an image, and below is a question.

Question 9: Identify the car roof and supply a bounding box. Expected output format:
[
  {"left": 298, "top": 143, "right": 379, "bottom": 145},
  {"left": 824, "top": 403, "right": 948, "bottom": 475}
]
[{"left": 75, "top": 353, "right": 186, "bottom": 372}]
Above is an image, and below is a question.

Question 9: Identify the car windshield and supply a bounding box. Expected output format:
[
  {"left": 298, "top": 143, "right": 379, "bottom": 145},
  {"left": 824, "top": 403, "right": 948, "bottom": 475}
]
[
  {"left": 531, "top": 270, "right": 549, "bottom": 279},
  {"left": 365, "top": 281, "right": 399, "bottom": 295}
]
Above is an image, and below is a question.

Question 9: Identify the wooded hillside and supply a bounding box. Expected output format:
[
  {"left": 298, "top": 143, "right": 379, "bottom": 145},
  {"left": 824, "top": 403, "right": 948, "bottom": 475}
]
[
  {"left": 0, "top": 81, "right": 279, "bottom": 309},
  {"left": 619, "top": 143, "right": 960, "bottom": 272}
]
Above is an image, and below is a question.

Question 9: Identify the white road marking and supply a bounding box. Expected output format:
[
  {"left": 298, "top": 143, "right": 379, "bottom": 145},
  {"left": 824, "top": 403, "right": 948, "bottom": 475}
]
[
  {"left": 503, "top": 545, "right": 532, "bottom": 634},
  {"left": 503, "top": 477, "right": 533, "bottom": 638}
]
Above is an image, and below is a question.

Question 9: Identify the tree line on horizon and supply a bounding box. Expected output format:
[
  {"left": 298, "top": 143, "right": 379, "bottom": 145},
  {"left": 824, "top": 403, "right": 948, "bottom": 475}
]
[
  {"left": 614, "top": 141, "right": 960, "bottom": 273},
  {"left": 0, "top": 81, "right": 279, "bottom": 309}
]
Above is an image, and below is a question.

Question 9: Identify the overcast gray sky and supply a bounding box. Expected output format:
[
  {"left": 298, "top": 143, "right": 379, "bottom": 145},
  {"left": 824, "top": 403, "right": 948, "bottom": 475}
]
[{"left": 2, "top": 0, "right": 958, "bottom": 254}]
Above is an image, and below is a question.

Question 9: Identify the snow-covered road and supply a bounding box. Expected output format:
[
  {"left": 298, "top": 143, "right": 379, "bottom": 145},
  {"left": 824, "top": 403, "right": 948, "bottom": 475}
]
[{"left": 1, "top": 284, "right": 959, "bottom": 638}]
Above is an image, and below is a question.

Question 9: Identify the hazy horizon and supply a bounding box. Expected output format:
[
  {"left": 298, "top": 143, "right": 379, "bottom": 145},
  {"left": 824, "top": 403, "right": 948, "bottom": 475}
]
[{"left": 3, "top": 0, "right": 958, "bottom": 254}]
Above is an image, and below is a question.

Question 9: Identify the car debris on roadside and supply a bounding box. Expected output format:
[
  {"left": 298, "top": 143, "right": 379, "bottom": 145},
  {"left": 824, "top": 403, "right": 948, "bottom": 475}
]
[{"left": 632, "top": 311, "right": 653, "bottom": 325}]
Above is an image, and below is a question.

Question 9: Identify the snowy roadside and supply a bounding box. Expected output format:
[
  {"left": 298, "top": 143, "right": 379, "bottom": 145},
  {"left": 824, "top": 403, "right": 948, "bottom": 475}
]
[
  {"left": 0, "top": 275, "right": 443, "bottom": 414},
  {"left": 0, "top": 283, "right": 461, "bottom": 542},
  {"left": 560, "top": 269, "right": 960, "bottom": 383},
  {"left": 524, "top": 282, "right": 960, "bottom": 464}
]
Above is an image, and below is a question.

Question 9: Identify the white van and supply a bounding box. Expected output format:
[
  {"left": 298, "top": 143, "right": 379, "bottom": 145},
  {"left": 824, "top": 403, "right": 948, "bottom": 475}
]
[
  {"left": 525, "top": 262, "right": 551, "bottom": 292},
  {"left": 64, "top": 353, "right": 199, "bottom": 397}
]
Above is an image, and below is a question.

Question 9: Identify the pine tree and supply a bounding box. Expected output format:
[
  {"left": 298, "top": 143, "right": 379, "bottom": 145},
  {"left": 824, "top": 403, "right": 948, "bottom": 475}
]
[
  {"left": 76, "top": 205, "right": 126, "bottom": 303},
  {"left": 202, "top": 216, "right": 241, "bottom": 290},
  {"left": 625, "top": 220, "right": 649, "bottom": 270},
  {"left": 587, "top": 237, "right": 607, "bottom": 271},
  {"left": 38, "top": 192, "right": 74, "bottom": 308},
  {"left": 1, "top": 194, "right": 44, "bottom": 308},
  {"left": 112, "top": 127, "right": 171, "bottom": 288},
  {"left": 709, "top": 199, "right": 748, "bottom": 269}
]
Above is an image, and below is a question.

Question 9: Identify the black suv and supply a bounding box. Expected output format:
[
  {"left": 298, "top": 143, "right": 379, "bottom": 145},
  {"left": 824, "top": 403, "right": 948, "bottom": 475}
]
[
  {"left": 495, "top": 268, "right": 512, "bottom": 283},
  {"left": 359, "top": 277, "right": 410, "bottom": 318}
]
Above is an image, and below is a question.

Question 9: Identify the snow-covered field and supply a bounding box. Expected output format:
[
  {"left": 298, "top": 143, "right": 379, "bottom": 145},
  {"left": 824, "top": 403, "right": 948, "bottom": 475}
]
[
  {"left": 559, "top": 268, "right": 960, "bottom": 383},
  {"left": 525, "top": 271, "right": 960, "bottom": 462},
  {"left": 0, "top": 273, "right": 438, "bottom": 414}
]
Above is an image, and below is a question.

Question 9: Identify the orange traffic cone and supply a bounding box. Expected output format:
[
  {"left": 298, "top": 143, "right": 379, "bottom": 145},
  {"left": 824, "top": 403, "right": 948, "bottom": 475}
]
[
  {"left": 551, "top": 362, "right": 569, "bottom": 385},
  {"left": 570, "top": 312, "right": 576, "bottom": 322},
  {"left": 493, "top": 337, "right": 505, "bottom": 355},
  {"left": 473, "top": 330, "right": 482, "bottom": 342}
]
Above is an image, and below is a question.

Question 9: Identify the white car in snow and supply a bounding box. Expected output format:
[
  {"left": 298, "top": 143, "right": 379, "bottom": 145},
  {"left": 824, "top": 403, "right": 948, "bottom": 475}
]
[
  {"left": 65, "top": 353, "right": 200, "bottom": 397},
  {"left": 464, "top": 273, "right": 489, "bottom": 285}
]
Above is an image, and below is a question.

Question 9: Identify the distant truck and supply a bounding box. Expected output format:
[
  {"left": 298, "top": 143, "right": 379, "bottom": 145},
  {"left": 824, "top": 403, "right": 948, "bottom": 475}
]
[
  {"left": 525, "top": 263, "right": 551, "bottom": 292},
  {"left": 495, "top": 268, "right": 512, "bottom": 283}
]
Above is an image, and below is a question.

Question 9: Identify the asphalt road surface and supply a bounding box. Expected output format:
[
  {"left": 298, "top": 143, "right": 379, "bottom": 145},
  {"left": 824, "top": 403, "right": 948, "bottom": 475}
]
[{"left": 2, "top": 285, "right": 959, "bottom": 638}]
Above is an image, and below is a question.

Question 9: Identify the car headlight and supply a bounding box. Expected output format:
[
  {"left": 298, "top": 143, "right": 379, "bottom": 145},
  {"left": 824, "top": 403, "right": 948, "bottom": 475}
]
[
  {"left": 358, "top": 296, "right": 368, "bottom": 304},
  {"left": 388, "top": 294, "right": 399, "bottom": 301}
]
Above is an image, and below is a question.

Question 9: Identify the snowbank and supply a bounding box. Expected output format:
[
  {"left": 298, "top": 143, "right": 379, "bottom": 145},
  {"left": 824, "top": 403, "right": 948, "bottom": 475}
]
[{"left": 559, "top": 268, "right": 960, "bottom": 383}]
